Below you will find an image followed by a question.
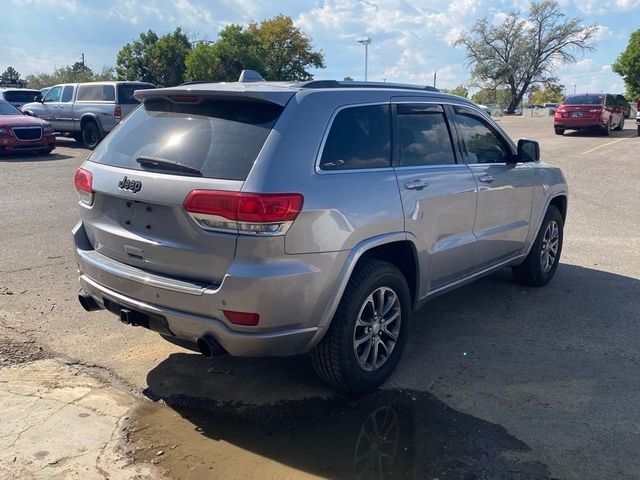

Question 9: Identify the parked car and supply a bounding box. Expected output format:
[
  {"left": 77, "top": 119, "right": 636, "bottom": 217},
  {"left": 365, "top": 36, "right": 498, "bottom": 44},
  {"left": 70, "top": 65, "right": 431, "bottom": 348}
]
[
  {"left": 22, "top": 81, "right": 155, "bottom": 149},
  {"left": 73, "top": 72, "right": 568, "bottom": 392},
  {"left": 0, "top": 100, "right": 55, "bottom": 154},
  {"left": 615, "top": 94, "right": 631, "bottom": 118},
  {"left": 554, "top": 93, "right": 624, "bottom": 136},
  {"left": 0, "top": 88, "right": 41, "bottom": 109},
  {"left": 40, "top": 87, "right": 51, "bottom": 98}
]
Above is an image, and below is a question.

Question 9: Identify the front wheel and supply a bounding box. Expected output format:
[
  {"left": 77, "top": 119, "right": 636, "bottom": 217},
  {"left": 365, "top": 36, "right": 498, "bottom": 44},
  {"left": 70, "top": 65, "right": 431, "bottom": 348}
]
[
  {"left": 311, "top": 259, "right": 411, "bottom": 393},
  {"left": 512, "top": 206, "right": 563, "bottom": 287},
  {"left": 554, "top": 127, "right": 564, "bottom": 136},
  {"left": 637, "top": 125, "right": 640, "bottom": 137}
]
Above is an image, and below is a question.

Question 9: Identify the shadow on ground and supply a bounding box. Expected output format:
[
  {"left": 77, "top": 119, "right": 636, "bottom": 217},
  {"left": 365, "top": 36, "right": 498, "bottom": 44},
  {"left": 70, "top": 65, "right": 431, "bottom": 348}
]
[
  {"left": 0, "top": 151, "right": 74, "bottom": 162},
  {"left": 141, "top": 263, "right": 640, "bottom": 479}
]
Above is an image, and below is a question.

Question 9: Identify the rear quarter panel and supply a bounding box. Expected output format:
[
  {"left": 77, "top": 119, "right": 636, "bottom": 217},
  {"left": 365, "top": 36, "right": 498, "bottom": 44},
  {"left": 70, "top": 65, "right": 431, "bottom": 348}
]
[{"left": 242, "top": 89, "right": 405, "bottom": 255}]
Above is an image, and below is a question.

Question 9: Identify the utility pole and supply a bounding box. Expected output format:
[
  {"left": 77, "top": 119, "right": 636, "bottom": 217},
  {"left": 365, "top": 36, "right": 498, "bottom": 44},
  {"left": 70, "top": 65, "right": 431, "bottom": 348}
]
[
  {"left": 433, "top": 71, "right": 437, "bottom": 88},
  {"left": 573, "top": 84, "right": 576, "bottom": 95},
  {"left": 357, "top": 37, "right": 372, "bottom": 81},
  {"left": 81, "top": 53, "right": 85, "bottom": 69}
]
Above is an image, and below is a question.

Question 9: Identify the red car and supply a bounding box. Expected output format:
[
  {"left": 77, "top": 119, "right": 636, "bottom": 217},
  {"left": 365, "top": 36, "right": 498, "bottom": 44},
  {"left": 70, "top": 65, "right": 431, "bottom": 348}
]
[
  {"left": 0, "top": 100, "right": 55, "bottom": 154},
  {"left": 554, "top": 93, "right": 625, "bottom": 136}
]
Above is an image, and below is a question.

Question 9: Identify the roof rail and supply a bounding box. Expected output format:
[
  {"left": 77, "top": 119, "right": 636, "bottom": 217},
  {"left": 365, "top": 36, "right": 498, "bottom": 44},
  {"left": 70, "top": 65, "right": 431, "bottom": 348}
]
[{"left": 300, "top": 80, "right": 439, "bottom": 92}]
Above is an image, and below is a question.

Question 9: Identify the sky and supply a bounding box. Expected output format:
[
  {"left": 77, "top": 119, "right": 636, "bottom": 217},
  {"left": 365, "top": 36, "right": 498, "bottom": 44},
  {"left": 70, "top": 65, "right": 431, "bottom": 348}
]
[{"left": 3, "top": 0, "right": 640, "bottom": 94}]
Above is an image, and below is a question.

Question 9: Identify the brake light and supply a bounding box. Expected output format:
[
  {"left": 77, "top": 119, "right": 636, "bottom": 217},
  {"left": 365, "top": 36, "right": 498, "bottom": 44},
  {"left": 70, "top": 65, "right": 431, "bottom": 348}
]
[
  {"left": 74, "top": 167, "right": 94, "bottom": 205},
  {"left": 184, "top": 190, "right": 304, "bottom": 235},
  {"left": 589, "top": 107, "right": 603, "bottom": 113},
  {"left": 114, "top": 106, "right": 122, "bottom": 122},
  {"left": 223, "top": 310, "right": 260, "bottom": 326},
  {"left": 169, "top": 95, "right": 199, "bottom": 103}
]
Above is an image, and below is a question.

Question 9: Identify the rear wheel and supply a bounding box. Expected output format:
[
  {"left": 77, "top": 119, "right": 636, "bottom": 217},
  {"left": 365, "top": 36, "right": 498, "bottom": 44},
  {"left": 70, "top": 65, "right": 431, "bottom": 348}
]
[
  {"left": 311, "top": 259, "right": 411, "bottom": 393},
  {"left": 615, "top": 116, "right": 625, "bottom": 131},
  {"left": 512, "top": 206, "right": 563, "bottom": 287},
  {"left": 82, "top": 121, "right": 102, "bottom": 150},
  {"left": 72, "top": 132, "right": 83, "bottom": 143},
  {"left": 601, "top": 119, "right": 611, "bottom": 136},
  {"left": 554, "top": 127, "right": 564, "bottom": 136},
  {"left": 637, "top": 125, "right": 640, "bottom": 137}
]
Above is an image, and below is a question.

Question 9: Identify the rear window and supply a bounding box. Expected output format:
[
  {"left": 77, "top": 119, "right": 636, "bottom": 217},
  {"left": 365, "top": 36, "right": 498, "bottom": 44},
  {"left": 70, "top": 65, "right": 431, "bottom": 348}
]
[
  {"left": 564, "top": 95, "right": 603, "bottom": 105},
  {"left": 77, "top": 84, "right": 115, "bottom": 102},
  {"left": 90, "top": 98, "right": 283, "bottom": 180},
  {"left": 117, "top": 84, "right": 155, "bottom": 104},
  {"left": 3, "top": 90, "right": 40, "bottom": 103}
]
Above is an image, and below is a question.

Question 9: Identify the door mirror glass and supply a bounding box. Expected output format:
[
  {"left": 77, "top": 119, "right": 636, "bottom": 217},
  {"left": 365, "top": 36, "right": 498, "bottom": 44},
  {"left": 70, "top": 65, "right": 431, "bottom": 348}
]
[{"left": 517, "top": 139, "right": 539, "bottom": 163}]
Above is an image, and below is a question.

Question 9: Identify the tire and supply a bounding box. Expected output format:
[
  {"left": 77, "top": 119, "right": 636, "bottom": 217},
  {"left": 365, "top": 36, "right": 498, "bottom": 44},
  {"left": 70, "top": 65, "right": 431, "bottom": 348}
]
[
  {"left": 601, "top": 119, "right": 611, "bottom": 136},
  {"left": 311, "top": 259, "right": 411, "bottom": 393},
  {"left": 512, "top": 206, "right": 563, "bottom": 287},
  {"left": 614, "top": 116, "right": 624, "bottom": 131},
  {"left": 81, "top": 121, "right": 102, "bottom": 150},
  {"left": 554, "top": 127, "right": 564, "bottom": 136},
  {"left": 637, "top": 125, "right": 640, "bottom": 137},
  {"left": 72, "top": 132, "right": 84, "bottom": 143}
]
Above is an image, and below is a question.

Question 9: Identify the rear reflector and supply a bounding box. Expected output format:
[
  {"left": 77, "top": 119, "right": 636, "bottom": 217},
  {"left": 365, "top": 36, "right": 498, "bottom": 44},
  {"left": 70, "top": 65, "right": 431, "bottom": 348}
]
[
  {"left": 184, "top": 190, "right": 303, "bottom": 235},
  {"left": 74, "top": 167, "right": 94, "bottom": 205},
  {"left": 223, "top": 310, "right": 260, "bottom": 326},
  {"left": 114, "top": 106, "right": 122, "bottom": 122}
]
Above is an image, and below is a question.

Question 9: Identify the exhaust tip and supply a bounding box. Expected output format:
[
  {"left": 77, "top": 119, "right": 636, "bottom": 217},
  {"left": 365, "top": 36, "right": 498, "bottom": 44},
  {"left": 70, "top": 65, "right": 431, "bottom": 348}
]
[
  {"left": 197, "top": 336, "right": 225, "bottom": 359},
  {"left": 78, "top": 292, "right": 102, "bottom": 312}
]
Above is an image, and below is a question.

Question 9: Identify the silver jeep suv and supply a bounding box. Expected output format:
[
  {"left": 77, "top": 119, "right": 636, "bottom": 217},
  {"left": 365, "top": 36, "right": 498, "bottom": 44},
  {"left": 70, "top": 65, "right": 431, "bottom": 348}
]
[{"left": 73, "top": 73, "right": 568, "bottom": 392}]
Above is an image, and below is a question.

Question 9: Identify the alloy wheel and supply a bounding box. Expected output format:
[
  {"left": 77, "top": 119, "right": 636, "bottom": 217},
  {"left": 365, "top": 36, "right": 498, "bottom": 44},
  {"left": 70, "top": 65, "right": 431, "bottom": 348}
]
[{"left": 540, "top": 220, "right": 560, "bottom": 273}]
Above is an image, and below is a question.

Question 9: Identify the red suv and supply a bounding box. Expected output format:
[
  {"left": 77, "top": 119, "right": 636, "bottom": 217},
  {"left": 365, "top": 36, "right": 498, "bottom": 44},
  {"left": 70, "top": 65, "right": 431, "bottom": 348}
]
[{"left": 554, "top": 93, "right": 624, "bottom": 136}]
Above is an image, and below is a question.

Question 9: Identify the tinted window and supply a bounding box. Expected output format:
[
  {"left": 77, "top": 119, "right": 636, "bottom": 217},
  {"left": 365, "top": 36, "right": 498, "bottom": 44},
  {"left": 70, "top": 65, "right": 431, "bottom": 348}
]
[
  {"left": 117, "top": 84, "right": 155, "bottom": 104},
  {"left": 564, "top": 95, "right": 604, "bottom": 105},
  {"left": 61, "top": 86, "right": 74, "bottom": 102},
  {"left": 77, "top": 84, "right": 115, "bottom": 101},
  {"left": 320, "top": 105, "right": 390, "bottom": 170},
  {"left": 397, "top": 106, "right": 455, "bottom": 167},
  {"left": 43, "top": 86, "right": 62, "bottom": 102},
  {"left": 3, "top": 90, "right": 40, "bottom": 103},
  {"left": 91, "top": 98, "right": 283, "bottom": 180},
  {"left": 0, "top": 100, "right": 21, "bottom": 115},
  {"left": 454, "top": 111, "right": 510, "bottom": 164}
]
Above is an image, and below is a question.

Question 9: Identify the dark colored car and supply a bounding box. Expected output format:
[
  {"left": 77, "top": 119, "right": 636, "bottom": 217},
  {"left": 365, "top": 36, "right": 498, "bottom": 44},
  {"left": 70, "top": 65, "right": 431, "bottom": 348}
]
[
  {"left": 615, "top": 94, "right": 631, "bottom": 118},
  {"left": 0, "top": 100, "right": 55, "bottom": 154},
  {"left": 554, "top": 93, "right": 624, "bottom": 136}
]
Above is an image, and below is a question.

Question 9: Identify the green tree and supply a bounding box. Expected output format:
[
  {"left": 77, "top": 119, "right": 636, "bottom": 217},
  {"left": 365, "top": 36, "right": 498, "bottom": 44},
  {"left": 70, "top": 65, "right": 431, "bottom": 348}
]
[
  {"left": 343, "top": 76, "right": 354, "bottom": 81},
  {"left": 529, "top": 83, "right": 564, "bottom": 104},
  {"left": 185, "top": 25, "right": 264, "bottom": 82},
  {"left": 441, "top": 85, "right": 469, "bottom": 98},
  {"left": 1, "top": 66, "right": 21, "bottom": 83},
  {"left": 612, "top": 29, "right": 640, "bottom": 100},
  {"left": 24, "top": 65, "right": 115, "bottom": 89},
  {"left": 457, "top": 0, "right": 597, "bottom": 113},
  {"left": 116, "top": 28, "right": 191, "bottom": 86},
  {"left": 248, "top": 15, "right": 325, "bottom": 80},
  {"left": 471, "top": 88, "right": 512, "bottom": 108}
]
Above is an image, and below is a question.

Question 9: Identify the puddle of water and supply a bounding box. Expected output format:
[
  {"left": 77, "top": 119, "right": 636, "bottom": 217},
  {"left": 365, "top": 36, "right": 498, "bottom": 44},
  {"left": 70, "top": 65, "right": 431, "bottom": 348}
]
[{"left": 129, "top": 389, "right": 554, "bottom": 480}]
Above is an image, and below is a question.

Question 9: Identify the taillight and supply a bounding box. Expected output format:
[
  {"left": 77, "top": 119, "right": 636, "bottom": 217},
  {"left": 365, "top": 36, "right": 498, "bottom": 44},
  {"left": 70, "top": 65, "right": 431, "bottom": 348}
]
[
  {"left": 74, "top": 167, "right": 94, "bottom": 206},
  {"left": 183, "top": 190, "right": 304, "bottom": 235},
  {"left": 114, "top": 106, "right": 122, "bottom": 122},
  {"left": 589, "top": 107, "right": 603, "bottom": 113}
]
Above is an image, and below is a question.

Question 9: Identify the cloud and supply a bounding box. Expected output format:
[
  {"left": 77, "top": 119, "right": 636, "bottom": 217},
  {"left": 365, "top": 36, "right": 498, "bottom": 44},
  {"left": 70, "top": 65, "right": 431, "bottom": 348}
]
[{"left": 568, "top": 0, "right": 640, "bottom": 14}]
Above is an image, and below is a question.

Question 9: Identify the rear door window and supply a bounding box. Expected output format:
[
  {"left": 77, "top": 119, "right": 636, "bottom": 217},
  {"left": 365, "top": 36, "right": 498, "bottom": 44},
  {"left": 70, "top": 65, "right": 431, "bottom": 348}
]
[
  {"left": 396, "top": 104, "right": 456, "bottom": 167},
  {"left": 90, "top": 97, "right": 283, "bottom": 180},
  {"left": 61, "top": 86, "right": 74, "bottom": 102},
  {"left": 319, "top": 104, "right": 391, "bottom": 170},
  {"left": 117, "top": 84, "right": 155, "bottom": 104},
  {"left": 77, "top": 85, "right": 115, "bottom": 101}
]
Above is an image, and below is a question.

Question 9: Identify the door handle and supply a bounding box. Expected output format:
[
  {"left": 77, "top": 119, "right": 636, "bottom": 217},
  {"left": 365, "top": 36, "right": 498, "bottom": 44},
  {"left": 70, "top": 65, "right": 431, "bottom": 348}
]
[
  {"left": 478, "top": 174, "right": 495, "bottom": 184},
  {"left": 404, "top": 180, "right": 429, "bottom": 190}
]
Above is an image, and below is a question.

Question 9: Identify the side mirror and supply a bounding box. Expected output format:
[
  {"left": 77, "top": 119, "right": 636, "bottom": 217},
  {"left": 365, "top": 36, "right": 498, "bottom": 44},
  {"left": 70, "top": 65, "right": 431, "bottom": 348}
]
[
  {"left": 517, "top": 139, "right": 540, "bottom": 163},
  {"left": 23, "top": 110, "right": 34, "bottom": 117}
]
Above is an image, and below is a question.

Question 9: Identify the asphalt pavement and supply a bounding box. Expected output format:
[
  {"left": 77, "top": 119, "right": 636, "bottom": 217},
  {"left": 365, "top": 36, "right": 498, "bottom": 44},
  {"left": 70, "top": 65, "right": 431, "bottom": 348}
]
[{"left": 0, "top": 116, "right": 639, "bottom": 479}]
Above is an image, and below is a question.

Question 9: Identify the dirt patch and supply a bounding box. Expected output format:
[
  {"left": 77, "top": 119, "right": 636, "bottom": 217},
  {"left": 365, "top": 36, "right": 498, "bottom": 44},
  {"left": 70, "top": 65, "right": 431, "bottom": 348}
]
[{"left": 0, "top": 337, "right": 47, "bottom": 366}]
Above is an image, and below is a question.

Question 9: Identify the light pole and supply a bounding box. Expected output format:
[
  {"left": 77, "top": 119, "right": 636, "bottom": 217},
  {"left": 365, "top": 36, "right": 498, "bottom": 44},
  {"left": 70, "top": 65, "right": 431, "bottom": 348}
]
[
  {"left": 357, "top": 37, "right": 372, "bottom": 81},
  {"left": 573, "top": 84, "right": 577, "bottom": 95}
]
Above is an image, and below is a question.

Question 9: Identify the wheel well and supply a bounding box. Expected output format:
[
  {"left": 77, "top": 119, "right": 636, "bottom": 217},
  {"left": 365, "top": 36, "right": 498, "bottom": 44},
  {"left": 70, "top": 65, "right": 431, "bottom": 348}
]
[
  {"left": 80, "top": 116, "right": 98, "bottom": 129},
  {"left": 359, "top": 241, "right": 418, "bottom": 306},
  {"left": 549, "top": 195, "right": 567, "bottom": 221}
]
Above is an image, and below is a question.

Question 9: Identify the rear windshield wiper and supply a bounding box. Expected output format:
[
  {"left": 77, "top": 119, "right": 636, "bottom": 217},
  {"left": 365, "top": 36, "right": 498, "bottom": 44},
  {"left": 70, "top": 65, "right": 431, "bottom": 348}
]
[{"left": 136, "top": 156, "right": 202, "bottom": 176}]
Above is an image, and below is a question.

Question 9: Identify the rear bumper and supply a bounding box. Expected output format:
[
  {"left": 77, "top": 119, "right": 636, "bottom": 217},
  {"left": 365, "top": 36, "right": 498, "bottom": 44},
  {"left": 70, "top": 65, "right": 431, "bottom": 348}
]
[
  {"left": 73, "top": 222, "right": 344, "bottom": 357},
  {"left": 554, "top": 117, "right": 604, "bottom": 129}
]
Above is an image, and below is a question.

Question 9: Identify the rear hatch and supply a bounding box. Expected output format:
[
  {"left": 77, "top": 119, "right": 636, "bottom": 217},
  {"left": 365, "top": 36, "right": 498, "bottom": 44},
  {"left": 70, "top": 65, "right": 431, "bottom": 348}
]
[
  {"left": 116, "top": 83, "right": 156, "bottom": 118},
  {"left": 559, "top": 94, "right": 604, "bottom": 119},
  {"left": 78, "top": 89, "right": 291, "bottom": 285},
  {"left": 3, "top": 89, "right": 41, "bottom": 108}
]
